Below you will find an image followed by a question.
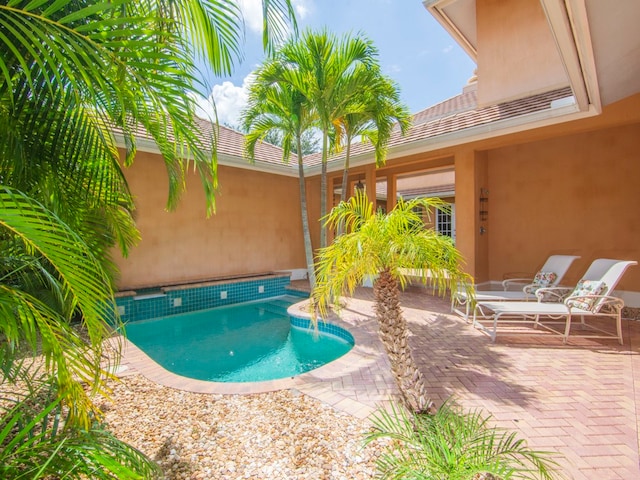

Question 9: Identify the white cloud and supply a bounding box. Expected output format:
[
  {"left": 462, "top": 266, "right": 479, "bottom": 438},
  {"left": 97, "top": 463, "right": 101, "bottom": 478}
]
[
  {"left": 237, "top": 0, "right": 311, "bottom": 34},
  {"left": 194, "top": 74, "right": 256, "bottom": 128},
  {"left": 443, "top": 44, "right": 454, "bottom": 54},
  {"left": 237, "top": 0, "right": 263, "bottom": 33}
]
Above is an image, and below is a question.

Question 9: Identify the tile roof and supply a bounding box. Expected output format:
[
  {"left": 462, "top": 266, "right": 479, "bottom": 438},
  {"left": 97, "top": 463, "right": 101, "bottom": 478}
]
[
  {"left": 193, "top": 118, "right": 293, "bottom": 170},
  {"left": 302, "top": 86, "right": 574, "bottom": 168},
  {"left": 125, "top": 115, "right": 294, "bottom": 172},
  {"left": 129, "top": 86, "right": 573, "bottom": 174}
]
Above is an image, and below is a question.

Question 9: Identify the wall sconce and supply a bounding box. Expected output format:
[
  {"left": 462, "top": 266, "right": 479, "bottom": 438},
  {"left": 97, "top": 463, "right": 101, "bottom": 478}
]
[
  {"left": 479, "top": 187, "right": 489, "bottom": 222},
  {"left": 355, "top": 178, "right": 365, "bottom": 192}
]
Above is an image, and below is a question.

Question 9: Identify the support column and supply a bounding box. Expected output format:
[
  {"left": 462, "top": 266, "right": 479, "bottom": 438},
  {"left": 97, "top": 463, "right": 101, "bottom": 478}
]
[
  {"left": 455, "top": 149, "right": 489, "bottom": 282},
  {"left": 364, "top": 165, "right": 376, "bottom": 207},
  {"left": 386, "top": 173, "right": 397, "bottom": 212}
]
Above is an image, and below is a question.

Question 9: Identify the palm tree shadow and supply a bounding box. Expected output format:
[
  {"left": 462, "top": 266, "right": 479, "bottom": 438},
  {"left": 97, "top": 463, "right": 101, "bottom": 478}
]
[{"left": 397, "top": 288, "right": 539, "bottom": 409}]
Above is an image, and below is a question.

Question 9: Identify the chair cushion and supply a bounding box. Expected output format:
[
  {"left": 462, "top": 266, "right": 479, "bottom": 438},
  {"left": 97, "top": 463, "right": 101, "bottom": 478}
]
[
  {"left": 566, "top": 280, "right": 608, "bottom": 311},
  {"left": 523, "top": 271, "right": 557, "bottom": 294}
]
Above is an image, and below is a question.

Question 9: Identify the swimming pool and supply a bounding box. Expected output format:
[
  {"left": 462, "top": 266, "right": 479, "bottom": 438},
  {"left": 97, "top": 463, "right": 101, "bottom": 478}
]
[{"left": 124, "top": 295, "right": 353, "bottom": 382}]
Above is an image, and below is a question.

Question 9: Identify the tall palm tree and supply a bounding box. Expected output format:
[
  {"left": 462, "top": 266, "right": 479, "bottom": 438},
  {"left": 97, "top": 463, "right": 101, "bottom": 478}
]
[
  {"left": 242, "top": 73, "right": 318, "bottom": 287},
  {"left": 338, "top": 73, "right": 412, "bottom": 204},
  {"left": 313, "top": 192, "right": 472, "bottom": 413},
  {"left": 263, "top": 29, "right": 379, "bottom": 248}
]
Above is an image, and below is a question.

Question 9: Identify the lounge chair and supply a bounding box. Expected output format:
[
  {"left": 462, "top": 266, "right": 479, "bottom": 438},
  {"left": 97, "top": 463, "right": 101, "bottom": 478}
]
[
  {"left": 452, "top": 254, "right": 581, "bottom": 319},
  {"left": 472, "top": 258, "right": 637, "bottom": 344}
]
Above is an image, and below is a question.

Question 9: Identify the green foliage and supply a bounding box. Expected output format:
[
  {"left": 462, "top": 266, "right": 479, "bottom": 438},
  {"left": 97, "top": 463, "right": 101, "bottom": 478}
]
[
  {"left": 0, "top": 187, "right": 120, "bottom": 426},
  {"left": 365, "top": 401, "right": 563, "bottom": 480},
  {"left": 1, "top": 0, "right": 298, "bottom": 477},
  {"left": 0, "top": 375, "right": 160, "bottom": 479},
  {"left": 313, "top": 192, "right": 473, "bottom": 319}
]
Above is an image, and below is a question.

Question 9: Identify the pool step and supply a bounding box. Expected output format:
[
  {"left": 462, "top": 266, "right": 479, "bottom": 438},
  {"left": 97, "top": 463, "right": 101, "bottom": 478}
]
[{"left": 258, "top": 298, "right": 297, "bottom": 317}]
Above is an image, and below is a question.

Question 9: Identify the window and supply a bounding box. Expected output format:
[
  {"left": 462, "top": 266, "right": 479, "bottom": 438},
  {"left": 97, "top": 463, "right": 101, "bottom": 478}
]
[{"left": 436, "top": 205, "right": 455, "bottom": 242}]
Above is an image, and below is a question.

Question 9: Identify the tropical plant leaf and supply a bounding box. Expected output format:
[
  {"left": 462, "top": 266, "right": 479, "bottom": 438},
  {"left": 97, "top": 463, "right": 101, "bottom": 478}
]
[{"left": 365, "top": 400, "right": 563, "bottom": 480}]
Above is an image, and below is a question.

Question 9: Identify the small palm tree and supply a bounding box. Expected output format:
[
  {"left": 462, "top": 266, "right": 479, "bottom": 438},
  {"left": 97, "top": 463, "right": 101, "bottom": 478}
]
[
  {"left": 313, "top": 192, "right": 472, "bottom": 413},
  {"left": 365, "top": 400, "right": 562, "bottom": 480}
]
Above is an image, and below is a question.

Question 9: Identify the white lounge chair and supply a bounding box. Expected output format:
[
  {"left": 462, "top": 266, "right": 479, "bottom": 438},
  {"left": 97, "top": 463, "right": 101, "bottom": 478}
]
[
  {"left": 452, "top": 254, "right": 581, "bottom": 319},
  {"left": 472, "top": 259, "right": 637, "bottom": 344}
]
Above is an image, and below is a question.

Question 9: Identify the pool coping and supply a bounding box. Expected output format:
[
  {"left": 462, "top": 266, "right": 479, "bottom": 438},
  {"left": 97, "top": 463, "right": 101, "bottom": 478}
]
[{"left": 113, "top": 297, "right": 398, "bottom": 419}]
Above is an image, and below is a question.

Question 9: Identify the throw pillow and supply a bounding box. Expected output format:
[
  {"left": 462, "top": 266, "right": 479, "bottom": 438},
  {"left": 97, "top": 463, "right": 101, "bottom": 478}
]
[
  {"left": 523, "top": 271, "right": 557, "bottom": 294},
  {"left": 566, "top": 280, "right": 608, "bottom": 311}
]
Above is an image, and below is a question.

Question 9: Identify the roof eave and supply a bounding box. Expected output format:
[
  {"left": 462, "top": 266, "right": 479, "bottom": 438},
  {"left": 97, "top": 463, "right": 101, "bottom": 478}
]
[
  {"left": 115, "top": 135, "right": 298, "bottom": 178},
  {"left": 304, "top": 101, "right": 595, "bottom": 177},
  {"left": 424, "top": 0, "right": 601, "bottom": 114},
  {"left": 423, "top": 0, "right": 477, "bottom": 60}
]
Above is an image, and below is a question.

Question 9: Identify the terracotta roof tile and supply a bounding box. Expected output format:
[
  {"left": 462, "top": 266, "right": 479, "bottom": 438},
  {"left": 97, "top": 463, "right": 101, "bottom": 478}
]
[
  {"left": 129, "top": 86, "right": 573, "bottom": 174},
  {"left": 193, "top": 118, "right": 293, "bottom": 169},
  {"left": 126, "top": 116, "right": 294, "bottom": 171},
  {"left": 302, "top": 86, "right": 573, "bottom": 168}
]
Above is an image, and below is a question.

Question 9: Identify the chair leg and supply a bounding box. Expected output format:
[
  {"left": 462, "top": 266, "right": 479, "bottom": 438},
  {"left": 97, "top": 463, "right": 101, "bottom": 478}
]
[
  {"left": 616, "top": 312, "right": 623, "bottom": 345},
  {"left": 562, "top": 314, "right": 572, "bottom": 344}
]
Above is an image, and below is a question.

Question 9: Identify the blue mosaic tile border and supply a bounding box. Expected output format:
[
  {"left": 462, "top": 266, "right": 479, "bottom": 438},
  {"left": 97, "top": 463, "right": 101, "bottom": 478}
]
[
  {"left": 116, "top": 275, "right": 291, "bottom": 322},
  {"left": 290, "top": 316, "right": 355, "bottom": 345}
]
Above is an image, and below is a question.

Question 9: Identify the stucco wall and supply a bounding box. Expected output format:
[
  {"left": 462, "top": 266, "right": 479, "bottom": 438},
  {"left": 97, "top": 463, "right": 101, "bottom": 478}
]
[
  {"left": 114, "top": 151, "right": 306, "bottom": 290},
  {"left": 476, "top": 0, "right": 568, "bottom": 105},
  {"left": 486, "top": 122, "right": 640, "bottom": 292}
]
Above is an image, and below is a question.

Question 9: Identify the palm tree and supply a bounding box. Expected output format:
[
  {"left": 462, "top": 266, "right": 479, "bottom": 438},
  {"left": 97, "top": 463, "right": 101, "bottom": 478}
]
[
  {"left": 0, "top": 187, "right": 160, "bottom": 476},
  {"left": 264, "top": 29, "right": 379, "bottom": 248},
  {"left": 1, "top": 0, "right": 297, "bottom": 475},
  {"left": 338, "top": 73, "right": 412, "bottom": 204},
  {"left": 242, "top": 73, "right": 318, "bottom": 287},
  {"left": 1, "top": 0, "right": 297, "bottom": 422},
  {"left": 313, "top": 192, "right": 472, "bottom": 413}
]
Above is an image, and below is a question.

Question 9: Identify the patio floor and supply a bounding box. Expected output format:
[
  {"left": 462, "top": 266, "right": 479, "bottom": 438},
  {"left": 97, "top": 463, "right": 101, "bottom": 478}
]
[{"left": 119, "top": 282, "right": 640, "bottom": 479}]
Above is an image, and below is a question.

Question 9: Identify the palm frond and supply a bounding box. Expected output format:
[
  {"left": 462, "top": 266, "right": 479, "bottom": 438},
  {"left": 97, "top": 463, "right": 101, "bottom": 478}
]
[
  {"left": 366, "top": 400, "right": 563, "bottom": 480},
  {"left": 0, "top": 187, "right": 121, "bottom": 426},
  {"left": 0, "top": 380, "right": 160, "bottom": 479}
]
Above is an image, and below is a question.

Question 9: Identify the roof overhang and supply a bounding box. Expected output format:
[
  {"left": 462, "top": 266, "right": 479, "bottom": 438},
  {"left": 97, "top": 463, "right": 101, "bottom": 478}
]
[
  {"left": 423, "top": 0, "right": 640, "bottom": 113},
  {"left": 115, "top": 135, "right": 298, "bottom": 178},
  {"left": 305, "top": 96, "right": 589, "bottom": 177}
]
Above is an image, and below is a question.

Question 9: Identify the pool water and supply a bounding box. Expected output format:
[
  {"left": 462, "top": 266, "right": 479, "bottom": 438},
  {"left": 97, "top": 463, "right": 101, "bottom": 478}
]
[{"left": 125, "top": 295, "right": 353, "bottom": 382}]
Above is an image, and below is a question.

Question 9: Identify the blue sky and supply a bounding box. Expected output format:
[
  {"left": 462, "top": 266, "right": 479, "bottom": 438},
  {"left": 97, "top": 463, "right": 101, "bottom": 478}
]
[{"left": 195, "top": 0, "right": 476, "bottom": 127}]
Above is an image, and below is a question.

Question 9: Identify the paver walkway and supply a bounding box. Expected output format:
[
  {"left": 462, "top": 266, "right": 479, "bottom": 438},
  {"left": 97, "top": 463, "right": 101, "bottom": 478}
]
[{"left": 119, "top": 282, "right": 640, "bottom": 479}]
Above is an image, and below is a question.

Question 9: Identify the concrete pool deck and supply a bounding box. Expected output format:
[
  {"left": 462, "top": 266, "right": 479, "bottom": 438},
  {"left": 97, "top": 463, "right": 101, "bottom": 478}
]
[{"left": 117, "top": 282, "right": 640, "bottom": 479}]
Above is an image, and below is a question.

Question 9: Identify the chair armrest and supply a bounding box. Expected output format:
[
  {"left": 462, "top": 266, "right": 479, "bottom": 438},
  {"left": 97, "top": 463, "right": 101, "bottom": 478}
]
[
  {"left": 502, "top": 277, "right": 533, "bottom": 291},
  {"left": 535, "top": 286, "right": 573, "bottom": 303}
]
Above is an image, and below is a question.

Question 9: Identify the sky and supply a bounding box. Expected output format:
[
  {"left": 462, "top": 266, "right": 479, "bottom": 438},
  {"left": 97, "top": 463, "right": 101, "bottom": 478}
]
[{"left": 194, "top": 0, "right": 477, "bottom": 128}]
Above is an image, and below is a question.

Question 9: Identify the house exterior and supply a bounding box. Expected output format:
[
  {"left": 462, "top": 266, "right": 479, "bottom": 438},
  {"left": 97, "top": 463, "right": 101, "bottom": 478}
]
[{"left": 114, "top": 0, "right": 640, "bottom": 307}]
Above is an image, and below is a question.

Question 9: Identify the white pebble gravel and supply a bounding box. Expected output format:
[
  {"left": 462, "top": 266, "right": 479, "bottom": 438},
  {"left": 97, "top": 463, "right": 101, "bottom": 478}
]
[{"left": 101, "top": 375, "right": 386, "bottom": 479}]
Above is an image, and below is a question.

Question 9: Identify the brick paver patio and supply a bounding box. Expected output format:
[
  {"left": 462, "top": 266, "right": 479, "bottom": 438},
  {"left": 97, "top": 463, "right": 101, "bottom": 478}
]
[{"left": 119, "top": 282, "right": 640, "bottom": 479}]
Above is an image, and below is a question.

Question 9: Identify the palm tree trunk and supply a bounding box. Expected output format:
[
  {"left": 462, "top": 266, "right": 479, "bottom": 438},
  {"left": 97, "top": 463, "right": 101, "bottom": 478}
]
[
  {"left": 320, "top": 132, "right": 328, "bottom": 248},
  {"left": 297, "top": 151, "right": 316, "bottom": 288},
  {"left": 374, "top": 268, "right": 433, "bottom": 413},
  {"left": 337, "top": 141, "right": 352, "bottom": 236},
  {"left": 340, "top": 141, "right": 352, "bottom": 203}
]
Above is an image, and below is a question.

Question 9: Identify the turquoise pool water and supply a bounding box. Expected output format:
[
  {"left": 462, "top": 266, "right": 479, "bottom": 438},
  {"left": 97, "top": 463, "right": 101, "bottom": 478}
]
[{"left": 125, "top": 295, "right": 353, "bottom": 382}]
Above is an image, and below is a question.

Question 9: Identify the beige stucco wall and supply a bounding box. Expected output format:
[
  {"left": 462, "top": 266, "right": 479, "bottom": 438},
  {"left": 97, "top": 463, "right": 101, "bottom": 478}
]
[
  {"left": 476, "top": 0, "right": 568, "bottom": 106},
  {"left": 485, "top": 121, "right": 640, "bottom": 292},
  {"left": 114, "top": 151, "right": 306, "bottom": 290}
]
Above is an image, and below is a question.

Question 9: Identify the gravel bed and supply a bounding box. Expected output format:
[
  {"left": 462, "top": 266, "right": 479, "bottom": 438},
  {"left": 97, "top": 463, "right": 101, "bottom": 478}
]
[{"left": 101, "top": 374, "right": 386, "bottom": 479}]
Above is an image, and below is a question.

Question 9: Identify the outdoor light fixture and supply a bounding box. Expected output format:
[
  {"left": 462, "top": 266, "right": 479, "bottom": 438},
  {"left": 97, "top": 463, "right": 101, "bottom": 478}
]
[
  {"left": 479, "top": 188, "right": 488, "bottom": 235},
  {"left": 355, "top": 179, "right": 365, "bottom": 192}
]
